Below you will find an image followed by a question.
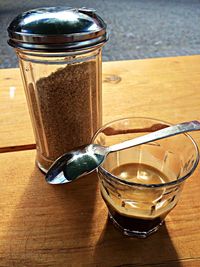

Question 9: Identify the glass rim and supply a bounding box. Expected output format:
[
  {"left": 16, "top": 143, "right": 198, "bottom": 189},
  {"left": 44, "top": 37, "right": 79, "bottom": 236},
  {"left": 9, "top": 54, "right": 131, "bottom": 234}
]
[{"left": 93, "top": 116, "right": 200, "bottom": 188}]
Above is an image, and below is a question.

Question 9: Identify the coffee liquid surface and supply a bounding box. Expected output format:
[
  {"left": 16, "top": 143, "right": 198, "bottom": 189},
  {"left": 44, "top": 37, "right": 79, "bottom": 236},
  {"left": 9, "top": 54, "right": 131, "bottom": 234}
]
[{"left": 112, "top": 163, "right": 169, "bottom": 184}]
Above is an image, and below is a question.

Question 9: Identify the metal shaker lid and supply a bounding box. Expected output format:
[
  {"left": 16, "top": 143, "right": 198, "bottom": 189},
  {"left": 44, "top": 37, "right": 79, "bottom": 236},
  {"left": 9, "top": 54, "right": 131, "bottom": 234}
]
[{"left": 7, "top": 6, "right": 108, "bottom": 51}]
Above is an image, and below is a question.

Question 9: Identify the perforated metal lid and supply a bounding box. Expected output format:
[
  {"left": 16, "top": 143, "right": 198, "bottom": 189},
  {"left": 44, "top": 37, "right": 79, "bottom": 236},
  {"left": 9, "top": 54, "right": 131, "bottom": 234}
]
[{"left": 7, "top": 6, "right": 108, "bottom": 51}]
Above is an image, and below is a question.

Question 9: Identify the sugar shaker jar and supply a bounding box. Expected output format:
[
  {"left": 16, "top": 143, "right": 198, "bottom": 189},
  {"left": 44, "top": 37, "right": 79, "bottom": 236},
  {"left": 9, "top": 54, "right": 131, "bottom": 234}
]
[{"left": 7, "top": 7, "right": 108, "bottom": 172}]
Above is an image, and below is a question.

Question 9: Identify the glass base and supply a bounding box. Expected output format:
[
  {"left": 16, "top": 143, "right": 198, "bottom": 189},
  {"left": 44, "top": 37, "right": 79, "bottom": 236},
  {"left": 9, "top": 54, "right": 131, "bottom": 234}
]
[
  {"left": 36, "top": 160, "right": 48, "bottom": 174},
  {"left": 108, "top": 212, "right": 164, "bottom": 238},
  {"left": 36, "top": 152, "right": 54, "bottom": 173}
]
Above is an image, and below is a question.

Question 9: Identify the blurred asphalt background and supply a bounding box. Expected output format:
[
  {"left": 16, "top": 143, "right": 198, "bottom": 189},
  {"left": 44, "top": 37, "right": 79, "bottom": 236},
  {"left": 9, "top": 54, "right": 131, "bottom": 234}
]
[{"left": 1, "top": 0, "right": 200, "bottom": 68}]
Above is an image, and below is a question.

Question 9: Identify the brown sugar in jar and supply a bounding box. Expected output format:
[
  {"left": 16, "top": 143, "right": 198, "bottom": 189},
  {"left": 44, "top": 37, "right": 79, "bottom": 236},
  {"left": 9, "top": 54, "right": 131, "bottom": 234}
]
[{"left": 29, "top": 60, "right": 99, "bottom": 170}]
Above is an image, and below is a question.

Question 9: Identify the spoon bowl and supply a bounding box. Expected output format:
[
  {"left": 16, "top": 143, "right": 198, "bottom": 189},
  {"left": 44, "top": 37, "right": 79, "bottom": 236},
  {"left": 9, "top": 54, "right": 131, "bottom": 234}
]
[{"left": 46, "top": 144, "right": 108, "bottom": 184}]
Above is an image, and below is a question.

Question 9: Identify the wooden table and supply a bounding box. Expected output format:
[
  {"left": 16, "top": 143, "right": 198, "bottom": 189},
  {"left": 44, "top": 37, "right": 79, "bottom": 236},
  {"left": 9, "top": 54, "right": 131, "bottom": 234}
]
[{"left": 0, "top": 55, "right": 200, "bottom": 266}]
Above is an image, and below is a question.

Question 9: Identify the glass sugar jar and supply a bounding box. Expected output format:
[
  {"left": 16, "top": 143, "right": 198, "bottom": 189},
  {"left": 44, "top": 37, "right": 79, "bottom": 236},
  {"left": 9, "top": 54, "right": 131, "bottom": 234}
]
[{"left": 7, "top": 7, "right": 108, "bottom": 172}]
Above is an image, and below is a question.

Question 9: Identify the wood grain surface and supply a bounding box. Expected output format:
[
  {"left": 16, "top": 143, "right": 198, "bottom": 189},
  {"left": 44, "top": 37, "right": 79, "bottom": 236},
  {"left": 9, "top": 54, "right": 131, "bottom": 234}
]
[
  {"left": 1, "top": 56, "right": 200, "bottom": 266},
  {"left": 0, "top": 150, "right": 200, "bottom": 266}
]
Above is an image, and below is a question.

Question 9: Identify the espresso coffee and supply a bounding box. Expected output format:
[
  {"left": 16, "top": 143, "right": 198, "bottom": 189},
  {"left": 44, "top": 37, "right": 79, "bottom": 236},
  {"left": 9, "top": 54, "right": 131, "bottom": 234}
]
[
  {"left": 100, "top": 163, "right": 177, "bottom": 235},
  {"left": 103, "top": 197, "right": 168, "bottom": 233}
]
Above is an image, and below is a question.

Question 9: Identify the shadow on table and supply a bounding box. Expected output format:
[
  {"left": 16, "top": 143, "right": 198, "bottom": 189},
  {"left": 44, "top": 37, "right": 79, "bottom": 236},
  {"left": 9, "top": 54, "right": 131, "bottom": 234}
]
[
  {"left": 5, "top": 165, "right": 99, "bottom": 266},
  {"left": 93, "top": 217, "right": 181, "bottom": 266}
]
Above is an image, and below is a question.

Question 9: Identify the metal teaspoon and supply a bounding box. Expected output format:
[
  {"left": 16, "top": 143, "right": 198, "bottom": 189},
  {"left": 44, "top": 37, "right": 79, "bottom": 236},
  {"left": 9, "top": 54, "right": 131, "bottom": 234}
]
[{"left": 45, "top": 120, "right": 200, "bottom": 184}]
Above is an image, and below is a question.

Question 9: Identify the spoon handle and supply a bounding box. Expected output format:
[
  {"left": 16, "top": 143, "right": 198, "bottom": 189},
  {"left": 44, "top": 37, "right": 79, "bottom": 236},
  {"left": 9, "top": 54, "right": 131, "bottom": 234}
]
[{"left": 108, "top": 120, "right": 200, "bottom": 153}]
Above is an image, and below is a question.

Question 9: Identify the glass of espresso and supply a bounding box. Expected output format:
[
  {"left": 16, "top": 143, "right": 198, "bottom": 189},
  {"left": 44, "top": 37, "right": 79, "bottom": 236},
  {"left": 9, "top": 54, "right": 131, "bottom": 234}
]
[{"left": 92, "top": 117, "right": 199, "bottom": 238}]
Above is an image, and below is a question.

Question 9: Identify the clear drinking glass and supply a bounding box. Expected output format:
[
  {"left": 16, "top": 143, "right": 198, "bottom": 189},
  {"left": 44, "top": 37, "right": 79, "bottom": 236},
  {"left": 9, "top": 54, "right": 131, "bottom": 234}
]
[{"left": 92, "top": 117, "right": 199, "bottom": 238}]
